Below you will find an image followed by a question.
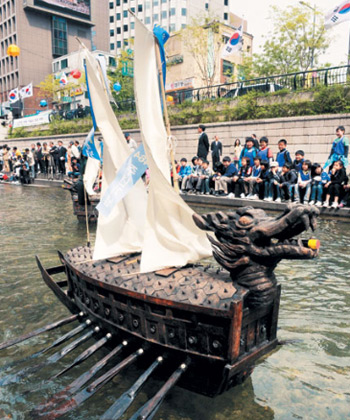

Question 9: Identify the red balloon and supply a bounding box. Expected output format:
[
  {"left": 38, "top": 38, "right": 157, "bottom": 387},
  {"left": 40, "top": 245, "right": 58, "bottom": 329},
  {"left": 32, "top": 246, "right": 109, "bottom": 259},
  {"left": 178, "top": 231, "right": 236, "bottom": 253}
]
[{"left": 71, "top": 69, "right": 81, "bottom": 79}]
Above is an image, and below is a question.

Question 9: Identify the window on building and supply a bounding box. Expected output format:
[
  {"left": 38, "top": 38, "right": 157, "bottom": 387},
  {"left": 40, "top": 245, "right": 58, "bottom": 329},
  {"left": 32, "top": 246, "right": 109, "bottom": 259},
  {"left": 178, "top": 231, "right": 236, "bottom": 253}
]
[
  {"left": 181, "top": 8, "right": 186, "bottom": 16},
  {"left": 52, "top": 16, "right": 67, "bottom": 57},
  {"left": 116, "top": 0, "right": 120, "bottom": 5},
  {"left": 181, "top": 24, "right": 186, "bottom": 29},
  {"left": 153, "top": 0, "right": 159, "bottom": 5},
  {"left": 109, "top": 56, "right": 116, "bottom": 67},
  {"left": 61, "top": 58, "right": 68, "bottom": 69},
  {"left": 145, "top": 16, "right": 151, "bottom": 24},
  {"left": 53, "top": 61, "right": 59, "bottom": 72},
  {"left": 131, "top": 21, "right": 135, "bottom": 29},
  {"left": 223, "top": 60, "right": 234, "bottom": 77},
  {"left": 138, "top": 4, "right": 143, "bottom": 12},
  {"left": 162, "top": 0, "right": 167, "bottom": 3},
  {"left": 145, "top": 2, "right": 150, "bottom": 9},
  {"left": 131, "top": 7, "right": 135, "bottom": 12},
  {"left": 170, "top": 7, "right": 175, "bottom": 16},
  {"left": 161, "top": 10, "right": 167, "bottom": 18},
  {"left": 123, "top": 10, "right": 127, "bottom": 17},
  {"left": 224, "top": 13, "right": 228, "bottom": 20},
  {"left": 109, "top": 2, "right": 114, "bottom": 9},
  {"left": 110, "top": 29, "right": 114, "bottom": 36},
  {"left": 116, "top": 13, "right": 121, "bottom": 20},
  {"left": 117, "top": 27, "right": 121, "bottom": 34},
  {"left": 169, "top": 23, "right": 176, "bottom": 32},
  {"left": 124, "top": 40, "right": 128, "bottom": 46},
  {"left": 205, "top": 3, "right": 209, "bottom": 10},
  {"left": 117, "top": 41, "right": 121, "bottom": 48},
  {"left": 110, "top": 16, "right": 114, "bottom": 22},
  {"left": 153, "top": 14, "right": 159, "bottom": 21},
  {"left": 224, "top": 0, "right": 229, "bottom": 5},
  {"left": 123, "top": 24, "right": 128, "bottom": 31},
  {"left": 110, "top": 43, "right": 115, "bottom": 50}
]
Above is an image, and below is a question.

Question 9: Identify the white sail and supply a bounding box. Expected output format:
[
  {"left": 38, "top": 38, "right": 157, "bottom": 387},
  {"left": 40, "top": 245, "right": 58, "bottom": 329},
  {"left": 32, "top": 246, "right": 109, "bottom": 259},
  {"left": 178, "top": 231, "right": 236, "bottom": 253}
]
[
  {"left": 134, "top": 18, "right": 212, "bottom": 273},
  {"left": 82, "top": 48, "right": 147, "bottom": 260}
]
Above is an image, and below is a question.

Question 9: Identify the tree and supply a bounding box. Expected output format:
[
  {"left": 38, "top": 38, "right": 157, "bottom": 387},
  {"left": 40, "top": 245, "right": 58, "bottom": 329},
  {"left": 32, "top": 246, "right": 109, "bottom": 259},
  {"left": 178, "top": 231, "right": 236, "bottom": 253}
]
[
  {"left": 108, "top": 47, "right": 134, "bottom": 104},
  {"left": 253, "top": 5, "right": 329, "bottom": 76},
  {"left": 180, "top": 17, "right": 222, "bottom": 88}
]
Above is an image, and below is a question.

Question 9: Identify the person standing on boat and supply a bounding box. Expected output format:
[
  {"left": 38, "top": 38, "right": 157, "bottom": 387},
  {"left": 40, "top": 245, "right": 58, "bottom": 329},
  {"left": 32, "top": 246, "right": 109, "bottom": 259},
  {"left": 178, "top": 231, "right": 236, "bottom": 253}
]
[
  {"left": 197, "top": 124, "right": 209, "bottom": 160},
  {"left": 210, "top": 135, "right": 222, "bottom": 171},
  {"left": 323, "top": 126, "right": 349, "bottom": 170},
  {"left": 124, "top": 132, "right": 137, "bottom": 152}
]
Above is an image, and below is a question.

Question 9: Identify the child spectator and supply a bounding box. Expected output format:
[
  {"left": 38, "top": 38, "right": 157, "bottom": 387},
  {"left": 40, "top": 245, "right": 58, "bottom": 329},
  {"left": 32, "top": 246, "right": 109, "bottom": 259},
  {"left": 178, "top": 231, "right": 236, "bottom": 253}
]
[
  {"left": 280, "top": 162, "right": 298, "bottom": 202},
  {"left": 265, "top": 161, "right": 282, "bottom": 202},
  {"left": 293, "top": 150, "right": 305, "bottom": 172},
  {"left": 276, "top": 139, "right": 292, "bottom": 168},
  {"left": 214, "top": 156, "right": 238, "bottom": 196},
  {"left": 324, "top": 125, "right": 349, "bottom": 170},
  {"left": 237, "top": 157, "right": 252, "bottom": 198},
  {"left": 239, "top": 137, "right": 257, "bottom": 168},
  {"left": 255, "top": 160, "right": 270, "bottom": 200},
  {"left": 177, "top": 158, "right": 192, "bottom": 192},
  {"left": 257, "top": 136, "right": 273, "bottom": 164},
  {"left": 197, "top": 160, "right": 213, "bottom": 194},
  {"left": 339, "top": 183, "right": 350, "bottom": 208},
  {"left": 309, "top": 163, "right": 330, "bottom": 206},
  {"left": 67, "top": 157, "right": 81, "bottom": 179},
  {"left": 295, "top": 160, "right": 312, "bottom": 203},
  {"left": 185, "top": 157, "right": 203, "bottom": 192},
  {"left": 233, "top": 139, "right": 242, "bottom": 168},
  {"left": 323, "top": 160, "right": 347, "bottom": 208},
  {"left": 244, "top": 157, "right": 262, "bottom": 198}
]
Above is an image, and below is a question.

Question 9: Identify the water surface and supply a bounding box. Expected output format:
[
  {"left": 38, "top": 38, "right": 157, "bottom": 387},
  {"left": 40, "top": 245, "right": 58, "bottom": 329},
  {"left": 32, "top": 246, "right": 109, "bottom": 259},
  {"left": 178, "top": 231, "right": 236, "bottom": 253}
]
[{"left": 0, "top": 185, "right": 349, "bottom": 419}]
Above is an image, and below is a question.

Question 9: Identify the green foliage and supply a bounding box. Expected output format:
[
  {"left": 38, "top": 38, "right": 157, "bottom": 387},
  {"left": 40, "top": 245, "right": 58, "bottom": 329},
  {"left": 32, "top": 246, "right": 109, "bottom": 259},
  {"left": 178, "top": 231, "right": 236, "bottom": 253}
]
[
  {"left": 108, "top": 47, "right": 134, "bottom": 104},
  {"left": 253, "top": 5, "right": 329, "bottom": 76}
]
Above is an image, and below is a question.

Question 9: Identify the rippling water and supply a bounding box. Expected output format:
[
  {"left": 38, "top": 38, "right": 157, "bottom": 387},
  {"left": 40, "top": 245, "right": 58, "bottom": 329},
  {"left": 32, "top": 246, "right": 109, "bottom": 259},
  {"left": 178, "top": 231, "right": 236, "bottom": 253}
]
[{"left": 0, "top": 184, "right": 349, "bottom": 420}]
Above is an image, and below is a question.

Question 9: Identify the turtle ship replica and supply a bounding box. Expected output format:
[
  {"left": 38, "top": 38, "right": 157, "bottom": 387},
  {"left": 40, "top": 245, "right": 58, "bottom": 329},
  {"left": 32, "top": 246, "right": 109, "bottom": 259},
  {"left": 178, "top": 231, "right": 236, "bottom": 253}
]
[{"left": 0, "top": 20, "right": 320, "bottom": 420}]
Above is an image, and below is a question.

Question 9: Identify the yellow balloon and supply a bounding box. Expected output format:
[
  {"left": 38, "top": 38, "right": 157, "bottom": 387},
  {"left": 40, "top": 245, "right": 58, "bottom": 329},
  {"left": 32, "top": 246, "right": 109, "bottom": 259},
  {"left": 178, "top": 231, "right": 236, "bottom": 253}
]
[
  {"left": 7, "top": 44, "right": 20, "bottom": 57},
  {"left": 166, "top": 95, "right": 174, "bottom": 102}
]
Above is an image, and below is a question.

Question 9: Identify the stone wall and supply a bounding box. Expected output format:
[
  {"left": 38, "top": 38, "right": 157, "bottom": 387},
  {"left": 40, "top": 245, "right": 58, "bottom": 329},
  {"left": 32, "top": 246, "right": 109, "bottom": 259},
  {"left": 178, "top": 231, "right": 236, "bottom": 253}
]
[{"left": 3, "top": 113, "right": 350, "bottom": 166}]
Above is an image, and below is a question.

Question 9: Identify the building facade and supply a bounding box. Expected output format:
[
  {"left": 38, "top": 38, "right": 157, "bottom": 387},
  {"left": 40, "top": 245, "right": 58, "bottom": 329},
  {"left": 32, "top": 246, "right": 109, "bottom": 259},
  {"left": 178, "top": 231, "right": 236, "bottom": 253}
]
[
  {"left": 0, "top": 0, "right": 109, "bottom": 116},
  {"left": 165, "top": 18, "right": 253, "bottom": 99},
  {"left": 109, "top": 0, "right": 231, "bottom": 54}
]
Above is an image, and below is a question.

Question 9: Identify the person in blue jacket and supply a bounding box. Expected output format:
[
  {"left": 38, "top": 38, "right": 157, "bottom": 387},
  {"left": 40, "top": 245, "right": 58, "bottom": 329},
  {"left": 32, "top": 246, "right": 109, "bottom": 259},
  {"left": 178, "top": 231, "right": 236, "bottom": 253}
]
[
  {"left": 214, "top": 156, "right": 238, "bottom": 196},
  {"left": 177, "top": 158, "right": 192, "bottom": 192},
  {"left": 324, "top": 125, "right": 349, "bottom": 169},
  {"left": 239, "top": 137, "right": 257, "bottom": 168},
  {"left": 276, "top": 139, "right": 292, "bottom": 168}
]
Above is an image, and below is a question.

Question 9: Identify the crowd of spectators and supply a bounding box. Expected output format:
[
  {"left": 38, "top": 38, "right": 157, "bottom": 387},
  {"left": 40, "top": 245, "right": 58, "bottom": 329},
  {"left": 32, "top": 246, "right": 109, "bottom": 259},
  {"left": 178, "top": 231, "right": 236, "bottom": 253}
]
[
  {"left": 173, "top": 125, "right": 350, "bottom": 209},
  {"left": 0, "top": 140, "right": 82, "bottom": 184}
]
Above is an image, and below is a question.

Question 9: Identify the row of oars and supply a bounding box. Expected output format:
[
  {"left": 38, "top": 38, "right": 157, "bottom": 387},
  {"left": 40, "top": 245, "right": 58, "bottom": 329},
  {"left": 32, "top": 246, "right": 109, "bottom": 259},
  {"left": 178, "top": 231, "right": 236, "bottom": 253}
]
[{"left": 0, "top": 313, "right": 190, "bottom": 419}]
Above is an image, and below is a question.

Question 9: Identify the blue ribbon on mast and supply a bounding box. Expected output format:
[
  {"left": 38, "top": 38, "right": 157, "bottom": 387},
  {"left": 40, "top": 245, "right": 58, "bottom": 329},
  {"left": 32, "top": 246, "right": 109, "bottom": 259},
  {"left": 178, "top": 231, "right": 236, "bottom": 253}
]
[
  {"left": 82, "top": 62, "right": 103, "bottom": 162},
  {"left": 153, "top": 25, "right": 170, "bottom": 87},
  {"left": 97, "top": 144, "right": 148, "bottom": 217}
]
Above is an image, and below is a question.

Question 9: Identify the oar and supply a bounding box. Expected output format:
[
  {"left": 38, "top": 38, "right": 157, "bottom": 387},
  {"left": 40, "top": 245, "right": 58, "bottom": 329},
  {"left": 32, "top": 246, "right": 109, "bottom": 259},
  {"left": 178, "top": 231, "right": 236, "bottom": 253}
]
[
  {"left": 50, "top": 333, "right": 112, "bottom": 379},
  {"left": 0, "top": 320, "right": 91, "bottom": 375},
  {"left": 40, "top": 349, "right": 145, "bottom": 419},
  {"left": 0, "top": 326, "right": 98, "bottom": 386},
  {"left": 129, "top": 358, "right": 191, "bottom": 420},
  {"left": 32, "top": 341, "right": 128, "bottom": 417},
  {"left": 0, "top": 313, "right": 83, "bottom": 351},
  {"left": 100, "top": 356, "right": 163, "bottom": 420}
]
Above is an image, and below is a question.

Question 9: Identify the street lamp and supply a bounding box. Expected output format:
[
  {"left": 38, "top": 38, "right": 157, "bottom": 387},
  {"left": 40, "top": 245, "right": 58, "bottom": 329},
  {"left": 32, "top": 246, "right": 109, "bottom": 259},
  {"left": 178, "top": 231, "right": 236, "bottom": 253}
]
[{"left": 299, "top": 1, "right": 316, "bottom": 69}]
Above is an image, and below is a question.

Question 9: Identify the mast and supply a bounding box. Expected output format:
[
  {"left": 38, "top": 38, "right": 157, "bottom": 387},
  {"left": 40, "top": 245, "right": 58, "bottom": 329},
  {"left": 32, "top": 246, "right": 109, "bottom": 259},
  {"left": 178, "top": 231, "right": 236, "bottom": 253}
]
[{"left": 154, "top": 40, "right": 179, "bottom": 193}]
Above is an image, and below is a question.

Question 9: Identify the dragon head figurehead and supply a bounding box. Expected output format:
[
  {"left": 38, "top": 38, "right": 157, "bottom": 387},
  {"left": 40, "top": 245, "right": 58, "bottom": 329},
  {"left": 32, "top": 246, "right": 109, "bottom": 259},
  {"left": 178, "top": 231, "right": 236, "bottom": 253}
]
[{"left": 193, "top": 204, "right": 320, "bottom": 308}]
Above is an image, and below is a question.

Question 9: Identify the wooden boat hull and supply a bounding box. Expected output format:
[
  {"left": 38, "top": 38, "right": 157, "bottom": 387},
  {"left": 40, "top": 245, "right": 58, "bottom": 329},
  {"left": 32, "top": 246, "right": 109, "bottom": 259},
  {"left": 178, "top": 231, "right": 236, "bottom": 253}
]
[{"left": 36, "top": 249, "right": 281, "bottom": 397}]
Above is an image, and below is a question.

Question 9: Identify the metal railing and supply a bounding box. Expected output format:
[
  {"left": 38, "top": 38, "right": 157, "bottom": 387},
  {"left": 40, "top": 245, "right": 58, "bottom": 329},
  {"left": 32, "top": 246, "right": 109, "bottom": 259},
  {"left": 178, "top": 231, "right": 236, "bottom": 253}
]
[{"left": 115, "top": 65, "right": 350, "bottom": 110}]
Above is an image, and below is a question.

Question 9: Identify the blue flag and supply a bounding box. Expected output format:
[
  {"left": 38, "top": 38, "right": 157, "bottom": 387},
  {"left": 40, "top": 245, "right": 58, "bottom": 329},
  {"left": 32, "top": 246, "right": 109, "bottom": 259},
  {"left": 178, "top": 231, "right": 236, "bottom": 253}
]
[
  {"left": 97, "top": 144, "right": 148, "bottom": 217},
  {"left": 82, "top": 62, "right": 103, "bottom": 162},
  {"left": 153, "top": 25, "right": 169, "bottom": 87}
]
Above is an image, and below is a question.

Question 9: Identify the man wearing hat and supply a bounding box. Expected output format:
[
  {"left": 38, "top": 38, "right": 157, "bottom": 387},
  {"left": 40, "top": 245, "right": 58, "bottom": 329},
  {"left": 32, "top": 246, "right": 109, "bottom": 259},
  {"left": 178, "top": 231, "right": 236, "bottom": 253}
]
[
  {"left": 124, "top": 132, "right": 137, "bottom": 152},
  {"left": 197, "top": 124, "right": 209, "bottom": 160}
]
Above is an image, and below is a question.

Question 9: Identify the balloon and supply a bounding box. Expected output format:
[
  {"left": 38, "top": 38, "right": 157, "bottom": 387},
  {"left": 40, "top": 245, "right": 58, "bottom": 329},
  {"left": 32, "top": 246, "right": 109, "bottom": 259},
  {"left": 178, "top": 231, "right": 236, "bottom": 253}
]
[
  {"left": 71, "top": 69, "right": 81, "bottom": 79},
  {"left": 40, "top": 99, "right": 47, "bottom": 107},
  {"left": 113, "top": 82, "right": 122, "bottom": 92},
  {"left": 166, "top": 95, "right": 174, "bottom": 102}
]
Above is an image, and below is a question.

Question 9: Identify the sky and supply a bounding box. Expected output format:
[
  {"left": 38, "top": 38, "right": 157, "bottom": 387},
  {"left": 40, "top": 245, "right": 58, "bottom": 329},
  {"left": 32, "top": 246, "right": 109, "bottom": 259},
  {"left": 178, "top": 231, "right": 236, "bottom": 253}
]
[{"left": 230, "top": 0, "right": 349, "bottom": 67}]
